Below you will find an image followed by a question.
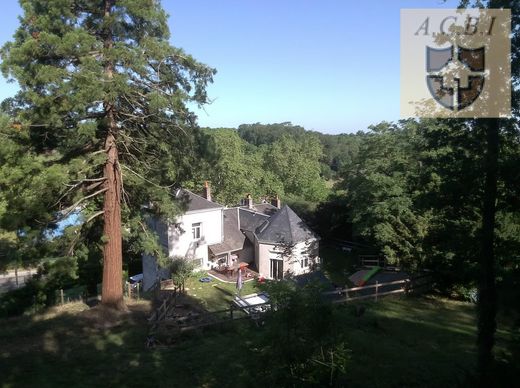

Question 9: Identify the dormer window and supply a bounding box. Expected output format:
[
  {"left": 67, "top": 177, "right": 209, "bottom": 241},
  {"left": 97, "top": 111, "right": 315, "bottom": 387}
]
[{"left": 192, "top": 222, "right": 202, "bottom": 240}]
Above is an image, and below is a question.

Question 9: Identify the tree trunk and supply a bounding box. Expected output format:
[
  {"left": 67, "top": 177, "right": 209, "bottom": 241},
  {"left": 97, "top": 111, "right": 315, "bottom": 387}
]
[
  {"left": 101, "top": 0, "right": 125, "bottom": 310},
  {"left": 101, "top": 132, "right": 124, "bottom": 309},
  {"left": 477, "top": 117, "right": 499, "bottom": 384}
]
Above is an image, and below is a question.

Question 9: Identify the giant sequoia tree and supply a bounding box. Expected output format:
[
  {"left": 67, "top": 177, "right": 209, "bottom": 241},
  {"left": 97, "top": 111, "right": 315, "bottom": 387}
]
[{"left": 1, "top": 0, "right": 215, "bottom": 309}]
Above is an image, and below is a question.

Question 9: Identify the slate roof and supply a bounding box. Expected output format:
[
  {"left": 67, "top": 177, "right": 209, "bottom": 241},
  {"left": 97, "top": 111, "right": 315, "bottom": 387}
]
[
  {"left": 208, "top": 208, "right": 246, "bottom": 256},
  {"left": 240, "top": 203, "right": 279, "bottom": 216},
  {"left": 175, "top": 189, "right": 223, "bottom": 212},
  {"left": 238, "top": 208, "right": 271, "bottom": 232},
  {"left": 255, "top": 205, "right": 316, "bottom": 244}
]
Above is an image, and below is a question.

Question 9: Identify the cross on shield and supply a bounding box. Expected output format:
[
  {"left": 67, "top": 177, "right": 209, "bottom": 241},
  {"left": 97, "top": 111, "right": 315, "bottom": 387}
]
[{"left": 426, "top": 45, "right": 486, "bottom": 111}]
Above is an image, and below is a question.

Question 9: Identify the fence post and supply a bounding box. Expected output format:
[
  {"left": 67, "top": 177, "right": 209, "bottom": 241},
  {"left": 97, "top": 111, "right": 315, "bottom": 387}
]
[
  {"left": 405, "top": 279, "right": 411, "bottom": 295},
  {"left": 127, "top": 282, "right": 132, "bottom": 299},
  {"left": 229, "top": 305, "right": 234, "bottom": 320},
  {"left": 59, "top": 289, "right": 64, "bottom": 305},
  {"left": 136, "top": 283, "right": 140, "bottom": 300},
  {"left": 375, "top": 281, "right": 379, "bottom": 302}
]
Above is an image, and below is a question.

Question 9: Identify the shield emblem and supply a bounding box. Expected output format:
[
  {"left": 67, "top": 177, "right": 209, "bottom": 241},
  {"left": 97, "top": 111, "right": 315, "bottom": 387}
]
[{"left": 426, "top": 45, "right": 485, "bottom": 111}]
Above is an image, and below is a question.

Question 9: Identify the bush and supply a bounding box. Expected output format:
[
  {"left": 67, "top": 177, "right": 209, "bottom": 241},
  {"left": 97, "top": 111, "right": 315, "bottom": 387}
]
[
  {"left": 170, "top": 257, "right": 196, "bottom": 292},
  {"left": 0, "top": 277, "right": 48, "bottom": 318},
  {"left": 253, "top": 280, "right": 351, "bottom": 386},
  {"left": 0, "top": 257, "right": 81, "bottom": 318},
  {"left": 450, "top": 284, "right": 478, "bottom": 303}
]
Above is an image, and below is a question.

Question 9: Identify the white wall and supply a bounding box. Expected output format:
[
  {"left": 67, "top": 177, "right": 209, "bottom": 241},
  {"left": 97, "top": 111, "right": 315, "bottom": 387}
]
[
  {"left": 168, "top": 208, "right": 223, "bottom": 269},
  {"left": 257, "top": 238, "right": 319, "bottom": 279},
  {"left": 142, "top": 254, "right": 171, "bottom": 291}
]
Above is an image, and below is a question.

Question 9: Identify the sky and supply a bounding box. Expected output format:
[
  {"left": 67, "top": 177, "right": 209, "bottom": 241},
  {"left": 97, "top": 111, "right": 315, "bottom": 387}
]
[{"left": 0, "top": 0, "right": 460, "bottom": 134}]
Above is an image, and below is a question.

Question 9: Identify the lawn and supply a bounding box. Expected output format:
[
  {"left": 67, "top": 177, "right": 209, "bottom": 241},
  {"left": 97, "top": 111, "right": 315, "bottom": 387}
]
[
  {"left": 183, "top": 273, "right": 260, "bottom": 311},
  {"left": 0, "top": 294, "right": 518, "bottom": 387}
]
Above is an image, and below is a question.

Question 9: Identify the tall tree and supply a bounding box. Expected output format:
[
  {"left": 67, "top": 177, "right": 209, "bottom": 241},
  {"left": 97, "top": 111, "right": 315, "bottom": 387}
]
[
  {"left": 459, "top": 0, "right": 519, "bottom": 381},
  {"left": 263, "top": 134, "right": 328, "bottom": 202},
  {"left": 1, "top": 0, "right": 215, "bottom": 309},
  {"left": 340, "top": 121, "right": 431, "bottom": 269},
  {"left": 198, "top": 128, "right": 275, "bottom": 205}
]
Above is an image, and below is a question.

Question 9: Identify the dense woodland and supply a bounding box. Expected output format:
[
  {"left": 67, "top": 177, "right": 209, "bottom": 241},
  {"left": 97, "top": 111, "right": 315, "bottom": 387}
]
[{"left": 0, "top": 0, "right": 519, "bottom": 386}]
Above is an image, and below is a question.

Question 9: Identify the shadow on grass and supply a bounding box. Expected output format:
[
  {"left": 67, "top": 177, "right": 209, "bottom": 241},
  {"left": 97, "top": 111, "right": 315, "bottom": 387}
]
[
  {"left": 0, "top": 299, "right": 258, "bottom": 388},
  {"left": 0, "top": 295, "right": 518, "bottom": 388}
]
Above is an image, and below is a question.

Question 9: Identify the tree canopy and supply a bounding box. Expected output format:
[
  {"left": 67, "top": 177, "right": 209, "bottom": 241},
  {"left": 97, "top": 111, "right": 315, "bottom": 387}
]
[{"left": 1, "top": 0, "right": 215, "bottom": 308}]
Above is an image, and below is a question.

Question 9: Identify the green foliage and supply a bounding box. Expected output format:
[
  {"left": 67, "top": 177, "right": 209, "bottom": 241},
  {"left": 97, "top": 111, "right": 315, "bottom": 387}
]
[
  {"left": 0, "top": 255, "right": 79, "bottom": 317},
  {"left": 263, "top": 134, "right": 328, "bottom": 202},
  {"left": 0, "top": 278, "right": 48, "bottom": 318},
  {"left": 255, "top": 281, "right": 350, "bottom": 386},
  {"left": 314, "top": 191, "right": 352, "bottom": 240},
  {"left": 195, "top": 125, "right": 330, "bottom": 204},
  {"left": 332, "top": 116, "right": 520, "bottom": 290},
  {"left": 340, "top": 121, "right": 431, "bottom": 269},
  {"left": 0, "top": 0, "right": 215, "bottom": 287},
  {"left": 237, "top": 122, "right": 363, "bottom": 181},
  {"left": 237, "top": 122, "right": 307, "bottom": 146},
  {"left": 170, "top": 257, "right": 196, "bottom": 292},
  {"left": 197, "top": 128, "right": 277, "bottom": 205}
]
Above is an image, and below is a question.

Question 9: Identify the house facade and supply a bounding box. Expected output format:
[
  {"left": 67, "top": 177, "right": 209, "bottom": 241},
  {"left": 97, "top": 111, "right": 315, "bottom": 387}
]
[{"left": 142, "top": 183, "right": 319, "bottom": 290}]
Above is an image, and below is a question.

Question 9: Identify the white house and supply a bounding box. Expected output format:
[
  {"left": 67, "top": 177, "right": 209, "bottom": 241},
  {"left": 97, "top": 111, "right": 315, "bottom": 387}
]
[{"left": 142, "top": 183, "right": 319, "bottom": 290}]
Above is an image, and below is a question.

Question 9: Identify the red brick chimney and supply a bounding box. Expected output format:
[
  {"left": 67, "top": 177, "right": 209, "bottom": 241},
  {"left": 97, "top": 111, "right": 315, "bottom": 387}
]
[
  {"left": 203, "top": 181, "right": 212, "bottom": 202},
  {"left": 271, "top": 194, "right": 281, "bottom": 209}
]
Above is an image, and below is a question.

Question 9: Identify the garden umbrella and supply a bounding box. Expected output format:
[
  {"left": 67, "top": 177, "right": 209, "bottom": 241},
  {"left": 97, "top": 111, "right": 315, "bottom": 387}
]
[{"left": 236, "top": 268, "right": 243, "bottom": 293}]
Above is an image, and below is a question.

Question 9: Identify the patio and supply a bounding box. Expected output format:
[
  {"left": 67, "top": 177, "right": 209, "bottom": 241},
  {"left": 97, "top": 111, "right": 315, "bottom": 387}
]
[{"left": 208, "top": 263, "right": 259, "bottom": 283}]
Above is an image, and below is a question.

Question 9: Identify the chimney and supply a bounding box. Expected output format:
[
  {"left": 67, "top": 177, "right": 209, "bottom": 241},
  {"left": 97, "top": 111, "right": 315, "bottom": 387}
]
[
  {"left": 203, "top": 181, "right": 212, "bottom": 201},
  {"left": 246, "top": 194, "right": 253, "bottom": 209},
  {"left": 271, "top": 194, "right": 281, "bottom": 209}
]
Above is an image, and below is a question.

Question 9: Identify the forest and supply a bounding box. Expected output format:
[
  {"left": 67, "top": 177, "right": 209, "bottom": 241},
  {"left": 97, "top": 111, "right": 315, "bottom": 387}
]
[{"left": 0, "top": 0, "right": 519, "bottom": 386}]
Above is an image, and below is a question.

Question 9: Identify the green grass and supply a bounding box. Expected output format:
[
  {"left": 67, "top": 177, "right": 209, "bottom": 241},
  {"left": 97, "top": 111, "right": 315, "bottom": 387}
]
[
  {"left": 184, "top": 273, "right": 259, "bottom": 311},
  {"left": 0, "top": 295, "right": 518, "bottom": 387}
]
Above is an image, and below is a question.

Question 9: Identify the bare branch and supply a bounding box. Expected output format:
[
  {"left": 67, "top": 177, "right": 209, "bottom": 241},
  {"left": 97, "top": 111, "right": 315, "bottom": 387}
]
[
  {"left": 85, "top": 210, "right": 104, "bottom": 224},
  {"left": 120, "top": 164, "right": 175, "bottom": 189},
  {"left": 54, "top": 177, "right": 107, "bottom": 207},
  {"left": 61, "top": 187, "right": 108, "bottom": 217}
]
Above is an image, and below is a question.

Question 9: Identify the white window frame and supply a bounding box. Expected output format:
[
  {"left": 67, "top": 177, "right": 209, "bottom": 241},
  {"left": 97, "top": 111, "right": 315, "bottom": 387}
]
[
  {"left": 192, "top": 222, "right": 202, "bottom": 240},
  {"left": 270, "top": 258, "right": 284, "bottom": 280},
  {"left": 300, "top": 257, "right": 309, "bottom": 269}
]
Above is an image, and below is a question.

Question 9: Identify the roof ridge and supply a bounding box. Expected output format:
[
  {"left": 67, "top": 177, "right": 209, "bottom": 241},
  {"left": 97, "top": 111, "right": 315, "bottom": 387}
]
[
  {"left": 182, "top": 188, "right": 224, "bottom": 207},
  {"left": 238, "top": 207, "right": 271, "bottom": 217},
  {"left": 286, "top": 206, "right": 295, "bottom": 242}
]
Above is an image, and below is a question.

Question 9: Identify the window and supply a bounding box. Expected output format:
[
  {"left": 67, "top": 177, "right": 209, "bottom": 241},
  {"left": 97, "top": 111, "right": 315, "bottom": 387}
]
[
  {"left": 270, "top": 259, "right": 284, "bottom": 280},
  {"left": 300, "top": 257, "right": 309, "bottom": 269},
  {"left": 192, "top": 222, "right": 201, "bottom": 240}
]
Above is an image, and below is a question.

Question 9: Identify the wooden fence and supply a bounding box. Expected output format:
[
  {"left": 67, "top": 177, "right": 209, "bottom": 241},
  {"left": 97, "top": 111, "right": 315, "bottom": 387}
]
[
  {"left": 323, "top": 273, "right": 432, "bottom": 303},
  {"left": 145, "top": 273, "right": 433, "bottom": 346},
  {"left": 358, "top": 255, "right": 386, "bottom": 268}
]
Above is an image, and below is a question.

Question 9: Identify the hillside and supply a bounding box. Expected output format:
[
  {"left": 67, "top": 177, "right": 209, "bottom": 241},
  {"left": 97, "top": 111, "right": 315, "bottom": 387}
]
[{"left": 1, "top": 296, "right": 518, "bottom": 387}]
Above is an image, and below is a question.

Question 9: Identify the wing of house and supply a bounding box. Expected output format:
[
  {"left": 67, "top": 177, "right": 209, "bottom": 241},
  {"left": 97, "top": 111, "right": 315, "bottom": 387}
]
[
  {"left": 251, "top": 205, "right": 319, "bottom": 279},
  {"left": 142, "top": 185, "right": 224, "bottom": 291},
  {"left": 142, "top": 184, "right": 319, "bottom": 290}
]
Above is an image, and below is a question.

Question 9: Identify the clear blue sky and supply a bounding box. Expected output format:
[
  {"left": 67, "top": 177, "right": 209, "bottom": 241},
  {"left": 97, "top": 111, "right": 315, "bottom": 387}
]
[{"left": 0, "top": 0, "right": 459, "bottom": 134}]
